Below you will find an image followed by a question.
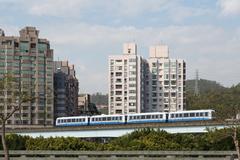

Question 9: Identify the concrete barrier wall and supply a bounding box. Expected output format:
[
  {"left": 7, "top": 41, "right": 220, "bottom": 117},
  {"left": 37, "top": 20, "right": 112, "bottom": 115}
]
[{"left": 0, "top": 151, "right": 236, "bottom": 160}]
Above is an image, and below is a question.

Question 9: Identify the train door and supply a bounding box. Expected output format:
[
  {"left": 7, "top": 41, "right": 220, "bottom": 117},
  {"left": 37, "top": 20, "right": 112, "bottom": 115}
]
[
  {"left": 125, "top": 115, "right": 128, "bottom": 124},
  {"left": 87, "top": 117, "right": 90, "bottom": 125},
  {"left": 166, "top": 113, "right": 169, "bottom": 123}
]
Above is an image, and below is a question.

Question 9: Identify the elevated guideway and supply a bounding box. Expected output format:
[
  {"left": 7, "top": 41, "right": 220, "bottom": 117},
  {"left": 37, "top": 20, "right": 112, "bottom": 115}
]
[{"left": 6, "top": 121, "right": 237, "bottom": 138}]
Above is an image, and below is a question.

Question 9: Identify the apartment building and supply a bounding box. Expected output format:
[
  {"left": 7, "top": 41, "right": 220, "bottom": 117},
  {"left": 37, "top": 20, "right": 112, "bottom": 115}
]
[
  {"left": 145, "top": 45, "right": 186, "bottom": 112},
  {"left": 108, "top": 43, "right": 186, "bottom": 114},
  {"left": 54, "top": 61, "right": 79, "bottom": 119},
  {"left": 0, "top": 26, "right": 54, "bottom": 126},
  {"left": 108, "top": 43, "right": 147, "bottom": 115}
]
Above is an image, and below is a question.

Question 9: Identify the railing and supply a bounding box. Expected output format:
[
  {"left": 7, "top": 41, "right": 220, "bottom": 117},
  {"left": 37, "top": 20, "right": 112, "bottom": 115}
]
[{"left": 0, "top": 151, "right": 236, "bottom": 160}]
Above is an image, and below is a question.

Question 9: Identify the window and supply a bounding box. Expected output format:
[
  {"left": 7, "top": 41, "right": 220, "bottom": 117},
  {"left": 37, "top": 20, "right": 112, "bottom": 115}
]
[
  {"left": 141, "top": 115, "right": 145, "bottom": 119},
  {"left": 184, "top": 113, "right": 189, "bottom": 117},
  {"left": 205, "top": 112, "right": 208, "bottom": 117}
]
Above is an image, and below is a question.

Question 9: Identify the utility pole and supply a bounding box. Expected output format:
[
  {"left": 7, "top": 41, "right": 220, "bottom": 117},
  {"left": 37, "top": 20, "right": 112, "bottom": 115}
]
[{"left": 194, "top": 69, "right": 199, "bottom": 96}]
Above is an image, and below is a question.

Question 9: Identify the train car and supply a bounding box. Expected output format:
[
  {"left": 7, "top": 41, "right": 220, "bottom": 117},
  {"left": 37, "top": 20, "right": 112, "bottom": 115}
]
[
  {"left": 126, "top": 112, "right": 166, "bottom": 124},
  {"left": 89, "top": 114, "right": 125, "bottom": 125},
  {"left": 168, "top": 110, "right": 215, "bottom": 122},
  {"left": 56, "top": 116, "right": 89, "bottom": 127}
]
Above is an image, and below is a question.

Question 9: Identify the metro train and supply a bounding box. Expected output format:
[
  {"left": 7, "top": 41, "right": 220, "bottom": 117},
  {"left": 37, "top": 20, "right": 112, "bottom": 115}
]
[{"left": 55, "top": 109, "right": 215, "bottom": 127}]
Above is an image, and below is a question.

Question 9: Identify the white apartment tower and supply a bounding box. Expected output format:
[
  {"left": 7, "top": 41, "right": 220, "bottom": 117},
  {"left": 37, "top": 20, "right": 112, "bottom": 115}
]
[
  {"left": 145, "top": 45, "right": 186, "bottom": 112},
  {"left": 108, "top": 43, "right": 186, "bottom": 115},
  {"left": 108, "top": 43, "right": 146, "bottom": 114}
]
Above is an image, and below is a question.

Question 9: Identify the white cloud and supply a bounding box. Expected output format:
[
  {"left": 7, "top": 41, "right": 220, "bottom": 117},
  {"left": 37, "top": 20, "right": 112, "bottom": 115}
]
[
  {"left": 218, "top": 0, "right": 240, "bottom": 16},
  {"left": 32, "top": 23, "right": 240, "bottom": 92},
  {"left": 7, "top": 0, "right": 208, "bottom": 23},
  {"left": 18, "top": 0, "right": 92, "bottom": 17}
]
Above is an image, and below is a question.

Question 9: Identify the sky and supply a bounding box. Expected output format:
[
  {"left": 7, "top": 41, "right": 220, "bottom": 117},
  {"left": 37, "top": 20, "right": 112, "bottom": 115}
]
[{"left": 0, "top": 0, "right": 240, "bottom": 94}]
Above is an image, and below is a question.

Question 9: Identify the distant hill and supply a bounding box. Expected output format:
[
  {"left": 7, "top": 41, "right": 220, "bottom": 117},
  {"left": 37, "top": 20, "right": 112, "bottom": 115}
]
[
  {"left": 186, "top": 79, "right": 226, "bottom": 94},
  {"left": 91, "top": 93, "right": 108, "bottom": 105}
]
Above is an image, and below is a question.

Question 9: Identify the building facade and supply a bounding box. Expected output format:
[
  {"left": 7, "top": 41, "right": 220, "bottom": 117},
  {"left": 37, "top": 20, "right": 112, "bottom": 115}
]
[
  {"left": 54, "top": 61, "right": 79, "bottom": 119},
  {"left": 0, "top": 26, "right": 54, "bottom": 126},
  {"left": 108, "top": 43, "right": 147, "bottom": 115},
  {"left": 145, "top": 45, "right": 186, "bottom": 112},
  {"left": 78, "top": 94, "right": 90, "bottom": 114},
  {"left": 108, "top": 43, "right": 186, "bottom": 114}
]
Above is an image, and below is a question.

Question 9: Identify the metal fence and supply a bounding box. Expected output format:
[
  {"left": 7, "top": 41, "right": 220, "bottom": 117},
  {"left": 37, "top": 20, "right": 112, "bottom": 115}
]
[{"left": 0, "top": 150, "right": 236, "bottom": 160}]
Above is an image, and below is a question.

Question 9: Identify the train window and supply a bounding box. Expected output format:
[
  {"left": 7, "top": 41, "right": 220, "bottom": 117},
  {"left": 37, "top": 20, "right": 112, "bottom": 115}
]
[
  {"left": 171, "top": 114, "right": 174, "bottom": 118},
  {"left": 83, "top": 119, "right": 85, "bottom": 122},
  {"left": 72, "top": 119, "right": 76, "bottom": 122},
  {"left": 179, "top": 114, "right": 183, "bottom": 118},
  {"left": 184, "top": 113, "right": 189, "bottom": 117},
  {"left": 63, "top": 120, "right": 66, "bottom": 123},
  {"left": 137, "top": 116, "right": 140, "bottom": 119},
  {"left": 134, "top": 116, "right": 136, "bottom": 119},
  {"left": 57, "top": 120, "right": 60, "bottom": 123},
  {"left": 112, "top": 117, "right": 115, "bottom": 120},
  {"left": 205, "top": 112, "right": 208, "bottom": 117},
  {"left": 176, "top": 114, "right": 179, "bottom": 118},
  {"left": 119, "top": 117, "right": 122, "bottom": 120},
  {"left": 146, "top": 115, "right": 151, "bottom": 119},
  {"left": 200, "top": 113, "right": 203, "bottom": 116},
  {"left": 67, "top": 119, "right": 71, "bottom": 122},
  {"left": 160, "top": 115, "right": 163, "bottom": 119},
  {"left": 130, "top": 116, "right": 132, "bottom": 120},
  {"left": 196, "top": 113, "right": 199, "bottom": 117},
  {"left": 190, "top": 113, "right": 194, "bottom": 117}
]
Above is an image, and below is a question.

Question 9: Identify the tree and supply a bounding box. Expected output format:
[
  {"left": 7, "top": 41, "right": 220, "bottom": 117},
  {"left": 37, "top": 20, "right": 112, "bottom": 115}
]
[{"left": 0, "top": 75, "right": 33, "bottom": 160}]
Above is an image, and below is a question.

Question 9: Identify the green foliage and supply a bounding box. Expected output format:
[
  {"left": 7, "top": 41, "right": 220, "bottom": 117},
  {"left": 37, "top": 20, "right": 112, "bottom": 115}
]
[
  {"left": 25, "top": 137, "right": 99, "bottom": 151},
  {"left": 186, "top": 82, "right": 240, "bottom": 119},
  {"left": 0, "top": 134, "right": 30, "bottom": 150},
  {"left": 186, "top": 79, "right": 226, "bottom": 94}
]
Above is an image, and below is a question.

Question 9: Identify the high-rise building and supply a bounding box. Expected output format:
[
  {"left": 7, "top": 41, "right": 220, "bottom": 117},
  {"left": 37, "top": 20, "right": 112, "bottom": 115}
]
[
  {"left": 146, "top": 45, "right": 186, "bottom": 112},
  {"left": 53, "top": 61, "right": 79, "bottom": 120},
  {"left": 108, "top": 43, "right": 186, "bottom": 114},
  {"left": 0, "top": 26, "right": 54, "bottom": 126},
  {"left": 108, "top": 43, "right": 147, "bottom": 114}
]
